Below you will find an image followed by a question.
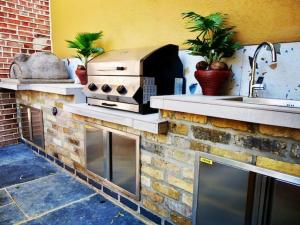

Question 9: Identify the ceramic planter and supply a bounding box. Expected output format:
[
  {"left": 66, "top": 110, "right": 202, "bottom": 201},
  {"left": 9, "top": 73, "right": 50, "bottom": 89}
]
[
  {"left": 194, "top": 70, "right": 232, "bottom": 96},
  {"left": 75, "top": 66, "right": 87, "bottom": 85}
]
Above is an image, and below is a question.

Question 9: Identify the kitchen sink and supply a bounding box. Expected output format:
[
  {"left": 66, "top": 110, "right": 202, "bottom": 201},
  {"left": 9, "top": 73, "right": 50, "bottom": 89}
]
[{"left": 221, "top": 97, "right": 300, "bottom": 108}]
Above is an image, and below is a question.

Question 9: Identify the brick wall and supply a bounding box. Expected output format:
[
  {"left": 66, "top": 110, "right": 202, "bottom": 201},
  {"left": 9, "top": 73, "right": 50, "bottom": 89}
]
[
  {"left": 0, "top": 89, "right": 19, "bottom": 146},
  {"left": 0, "top": 0, "right": 51, "bottom": 146},
  {"left": 0, "top": 0, "right": 52, "bottom": 78}
]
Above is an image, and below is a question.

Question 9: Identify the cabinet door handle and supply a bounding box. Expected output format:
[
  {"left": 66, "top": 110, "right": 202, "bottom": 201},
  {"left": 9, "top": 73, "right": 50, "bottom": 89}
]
[{"left": 102, "top": 103, "right": 118, "bottom": 107}]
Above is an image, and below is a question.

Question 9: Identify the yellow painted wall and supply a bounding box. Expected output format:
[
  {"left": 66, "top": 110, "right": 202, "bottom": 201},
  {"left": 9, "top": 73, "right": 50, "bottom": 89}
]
[{"left": 51, "top": 0, "right": 300, "bottom": 58}]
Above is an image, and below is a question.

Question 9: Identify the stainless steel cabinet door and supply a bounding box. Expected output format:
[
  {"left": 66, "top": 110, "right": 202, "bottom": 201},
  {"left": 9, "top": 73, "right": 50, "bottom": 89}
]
[
  {"left": 19, "top": 105, "right": 44, "bottom": 148},
  {"left": 86, "top": 127, "right": 109, "bottom": 179},
  {"left": 267, "top": 180, "right": 300, "bottom": 225},
  {"left": 20, "top": 106, "right": 31, "bottom": 140},
  {"left": 31, "top": 107, "right": 44, "bottom": 148},
  {"left": 196, "top": 160, "right": 252, "bottom": 225},
  {"left": 111, "top": 132, "right": 139, "bottom": 195}
]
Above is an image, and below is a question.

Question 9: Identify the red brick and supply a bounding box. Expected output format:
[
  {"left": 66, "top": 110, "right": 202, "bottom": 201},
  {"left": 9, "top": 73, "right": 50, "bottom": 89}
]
[
  {"left": 29, "top": 23, "right": 37, "bottom": 28},
  {"left": 8, "top": 13, "right": 17, "bottom": 19},
  {"left": 13, "top": 48, "right": 20, "bottom": 53},
  {"left": 19, "top": 0, "right": 27, "bottom": 7},
  {"left": 3, "top": 53, "right": 12, "bottom": 57},
  {"left": 37, "top": 14, "right": 49, "bottom": 20},
  {"left": 7, "top": 18, "right": 20, "bottom": 25},
  {"left": 18, "top": 30, "right": 33, "bottom": 37},
  {"left": 34, "top": 28, "right": 49, "bottom": 35},
  {"left": 0, "top": 12, "right": 7, "bottom": 17},
  {"left": 21, "top": 21, "right": 29, "bottom": 26},
  {"left": 37, "top": 24, "right": 49, "bottom": 30},
  {"left": 18, "top": 15, "right": 33, "bottom": 21},
  {"left": 6, "top": 41, "right": 22, "bottom": 47},
  {"left": 7, "top": 24, "right": 17, "bottom": 29},
  {"left": 0, "top": 98, "right": 17, "bottom": 104},
  {"left": 7, "top": 2, "right": 16, "bottom": 8},
  {"left": 0, "top": 138, "right": 19, "bottom": 147},
  {"left": 0, "top": 28, "right": 16, "bottom": 34},
  {"left": 19, "top": 26, "right": 33, "bottom": 32},
  {"left": 29, "top": 13, "right": 36, "bottom": 18},
  {"left": 23, "top": 43, "right": 33, "bottom": 48},
  {"left": 21, "top": 49, "right": 27, "bottom": 53},
  {"left": 2, "top": 47, "right": 11, "bottom": 52},
  {"left": 3, "top": 7, "right": 19, "bottom": 14},
  {"left": 0, "top": 22, "right": 7, "bottom": 28}
]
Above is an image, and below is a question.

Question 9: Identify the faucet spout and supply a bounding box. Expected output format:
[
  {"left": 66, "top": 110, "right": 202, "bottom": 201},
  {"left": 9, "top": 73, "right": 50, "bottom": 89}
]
[{"left": 248, "top": 41, "right": 277, "bottom": 98}]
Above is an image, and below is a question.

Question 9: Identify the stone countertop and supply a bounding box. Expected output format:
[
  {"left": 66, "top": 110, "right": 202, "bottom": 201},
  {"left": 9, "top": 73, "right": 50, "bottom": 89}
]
[
  {"left": 64, "top": 103, "right": 168, "bottom": 134},
  {"left": 151, "top": 94, "right": 300, "bottom": 129},
  {"left": 0, "top": 82, "right": 85, "bottom": 103}
]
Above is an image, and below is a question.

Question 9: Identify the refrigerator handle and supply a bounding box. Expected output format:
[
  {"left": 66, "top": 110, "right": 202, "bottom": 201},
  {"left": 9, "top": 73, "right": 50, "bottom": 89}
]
[
  {"left": 261, "top": 177, "right": 275, "bottom": 225},
  {"left": 103, "top": 131, "right": 112, "bottom": 180},
  {"left": 245, "top": 172, "right": 256, "bottom": 225}
]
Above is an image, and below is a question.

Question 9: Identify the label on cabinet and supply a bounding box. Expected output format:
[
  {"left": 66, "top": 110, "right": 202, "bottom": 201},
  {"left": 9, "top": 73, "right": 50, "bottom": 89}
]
[{"left": 200, "top": 157, "right": 213, "bottom": 165}]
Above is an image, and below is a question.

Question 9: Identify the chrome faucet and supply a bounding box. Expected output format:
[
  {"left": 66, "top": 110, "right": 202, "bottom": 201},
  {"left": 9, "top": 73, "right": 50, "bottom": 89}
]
[{"left": 248, "top": 41, "right": 277, "bottom": 98}]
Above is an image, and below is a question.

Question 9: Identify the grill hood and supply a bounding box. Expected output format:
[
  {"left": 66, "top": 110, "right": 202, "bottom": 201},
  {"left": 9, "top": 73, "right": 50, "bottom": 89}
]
[{"left": 87, "top": 46, "right": 162, "bottom": 76}]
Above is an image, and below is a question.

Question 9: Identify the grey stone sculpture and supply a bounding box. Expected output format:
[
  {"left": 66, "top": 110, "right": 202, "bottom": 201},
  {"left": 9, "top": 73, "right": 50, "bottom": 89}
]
[{"left": 10, "top": 52, "right": 69, "bottom": 80}]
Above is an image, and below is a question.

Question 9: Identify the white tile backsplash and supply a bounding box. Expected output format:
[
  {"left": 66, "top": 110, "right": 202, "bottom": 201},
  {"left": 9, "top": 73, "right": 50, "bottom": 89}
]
[
  {"left": 62, "top": 58, "right": 82, "bottom": 84},
  {"left": 181, "top": 41, "right": 300, "bottom": 100}
]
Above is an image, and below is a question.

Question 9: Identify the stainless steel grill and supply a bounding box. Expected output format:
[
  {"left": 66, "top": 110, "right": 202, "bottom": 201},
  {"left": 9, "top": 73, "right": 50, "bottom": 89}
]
[{"left": 85, "top": 44, "right": 184, "bottom": 114}]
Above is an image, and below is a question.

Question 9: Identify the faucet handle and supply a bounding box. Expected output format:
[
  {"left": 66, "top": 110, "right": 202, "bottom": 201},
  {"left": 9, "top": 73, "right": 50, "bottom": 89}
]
[
  {"left": 253, "top": 76, "right": 265, "bottom": 90},
  {"left": 252, "top": 83, "right": 265, "bottom": 90},
  {"left": 256, "top": 76, "right": 264, "bottom": 84}
]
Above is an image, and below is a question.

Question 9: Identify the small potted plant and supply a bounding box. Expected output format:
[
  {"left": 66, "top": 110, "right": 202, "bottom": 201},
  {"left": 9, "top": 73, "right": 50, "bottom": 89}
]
[
  {"left": 66, "top": 32, "right": 104, "bottom": 85},
  {"left": 182, "top": 12, "right": 241, "bottom": 95}
]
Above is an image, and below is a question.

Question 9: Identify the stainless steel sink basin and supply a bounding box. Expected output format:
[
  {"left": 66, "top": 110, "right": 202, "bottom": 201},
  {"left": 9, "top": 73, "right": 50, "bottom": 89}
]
[{"left": 221, "top": 97, "right": 300, "bottom": 108}]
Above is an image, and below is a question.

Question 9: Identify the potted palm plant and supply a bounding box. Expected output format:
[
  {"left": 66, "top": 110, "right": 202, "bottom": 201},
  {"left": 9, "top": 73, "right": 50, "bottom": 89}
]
[
  {"left": 66, "top": 32, "right": 104, "bottom": 85},
  {"left": 182, "top": 12, "right": 241, "bottom": 95}
]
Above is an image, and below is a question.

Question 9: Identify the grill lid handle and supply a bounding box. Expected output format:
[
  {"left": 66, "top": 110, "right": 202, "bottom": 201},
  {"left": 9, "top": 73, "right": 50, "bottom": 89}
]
[{"left": 97, "top": 66, "right": 126, "bottom": 71}]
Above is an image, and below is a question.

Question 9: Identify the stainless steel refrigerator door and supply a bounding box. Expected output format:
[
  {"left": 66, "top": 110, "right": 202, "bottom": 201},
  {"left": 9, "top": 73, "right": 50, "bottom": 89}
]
[
  {"left": 19, "top": 105, "right": 44, "bottom": 148},
  {"left": 267, "top": 179, "right": 300, "bottom": 225},
  {"left": 20, "top": 105, "right": 31, "bottom": 140},
  {"left": 86, "top": 127, "right": 110, "bottom": 179},
  {"left": 111, "top": 132, "right": 138, "bottom": 195},
  {"left": 196, "top": 160, "right": 251, "bottom": 225},
  {"left": 30, "top": 107, "right": 44, "bottom": 148}
]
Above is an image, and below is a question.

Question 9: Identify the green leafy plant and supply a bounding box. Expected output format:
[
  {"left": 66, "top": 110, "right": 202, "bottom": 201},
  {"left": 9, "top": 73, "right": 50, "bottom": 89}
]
[
  {"left": 66, "top": 32, "right": 104, "bottom": 69},
  {"left": 182, "top": 12, "right": 241, "bottom": 69}
]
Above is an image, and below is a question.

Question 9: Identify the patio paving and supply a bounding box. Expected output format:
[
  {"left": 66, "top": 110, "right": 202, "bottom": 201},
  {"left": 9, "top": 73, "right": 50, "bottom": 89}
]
[{"left": 0, "top": 143, "right": 144, "bottom": 225}]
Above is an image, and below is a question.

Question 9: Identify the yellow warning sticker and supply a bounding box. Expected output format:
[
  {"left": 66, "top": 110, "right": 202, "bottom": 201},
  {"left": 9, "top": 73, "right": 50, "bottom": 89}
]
[{"left": 200, "top": 157, "right": 213, "bottom": 165}]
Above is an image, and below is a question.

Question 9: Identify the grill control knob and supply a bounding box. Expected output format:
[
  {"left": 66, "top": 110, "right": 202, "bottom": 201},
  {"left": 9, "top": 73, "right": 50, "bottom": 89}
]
[
  {"left": 116, "top": 66, "right": 126, "bottom": 71},
  {"left": 101, "top": 84, "right": 112, "bottom": 93},
  {"left": 88, "top": 83, "right": 98, "bottom": 91},
  {"left": 116, "top": 85, "right": 127, "bottom": 95}
]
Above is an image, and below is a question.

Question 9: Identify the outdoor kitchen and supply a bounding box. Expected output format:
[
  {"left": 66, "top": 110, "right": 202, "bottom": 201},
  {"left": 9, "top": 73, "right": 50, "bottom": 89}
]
[{"left": 0, "top": 1, "right": 300, "bottom": 225}]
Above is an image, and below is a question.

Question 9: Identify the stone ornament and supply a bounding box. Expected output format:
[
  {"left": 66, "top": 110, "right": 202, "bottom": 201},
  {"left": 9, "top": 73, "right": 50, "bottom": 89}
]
[{"left": 10, "top": 52, "right": 69, "bottom": 80}]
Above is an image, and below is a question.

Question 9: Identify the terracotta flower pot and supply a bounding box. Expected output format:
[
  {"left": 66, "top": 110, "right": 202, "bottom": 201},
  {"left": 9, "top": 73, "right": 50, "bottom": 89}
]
[
  {"left": 75, "top": 66, "right": 87, "bottom": 85},
  {"left": 194, "top": 70, "right": 232, "bottom": 96}
]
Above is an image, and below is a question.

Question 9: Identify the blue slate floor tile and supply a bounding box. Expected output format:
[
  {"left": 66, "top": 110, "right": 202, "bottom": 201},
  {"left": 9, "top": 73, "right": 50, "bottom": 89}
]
[
  {"left": 22, "top": 195, "right": 144, "bottom": 225},
  {"left": 0, "top": 190, "right": 12, "bottom": 207},
  {"left": 0, "top": 156, "right": 58, "bottom": 188},
  {"left": 0, "top": 144, "right": 35, "bottom": 166},
  {"left": 0, "top": 203, "right": 26, "bottom": 225},
  {"left": 0, "top": 143, "right": 145, "bottom": 225},
  {"left": 7, "top": 173, "right": 95, "bottom": 217}
]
